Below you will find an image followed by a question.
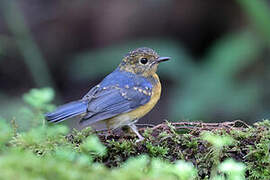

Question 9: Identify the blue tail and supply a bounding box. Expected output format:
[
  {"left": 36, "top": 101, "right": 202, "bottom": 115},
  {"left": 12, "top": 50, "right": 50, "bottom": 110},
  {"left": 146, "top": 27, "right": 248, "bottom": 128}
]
[{"left": 45, "top": 100, "right": 88, "bottom": 123}]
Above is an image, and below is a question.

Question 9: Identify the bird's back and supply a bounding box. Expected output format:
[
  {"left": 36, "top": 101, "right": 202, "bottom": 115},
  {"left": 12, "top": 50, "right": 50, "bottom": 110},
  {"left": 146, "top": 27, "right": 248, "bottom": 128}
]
[{"left": 79, "top": 68, "right": 156, "bottom": 128}]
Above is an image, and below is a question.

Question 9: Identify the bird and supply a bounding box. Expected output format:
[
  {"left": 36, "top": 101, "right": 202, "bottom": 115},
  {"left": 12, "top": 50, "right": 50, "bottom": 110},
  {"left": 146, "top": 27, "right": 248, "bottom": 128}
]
[{"left": 45, "top": 47, "right": 170, "bottom": 141}]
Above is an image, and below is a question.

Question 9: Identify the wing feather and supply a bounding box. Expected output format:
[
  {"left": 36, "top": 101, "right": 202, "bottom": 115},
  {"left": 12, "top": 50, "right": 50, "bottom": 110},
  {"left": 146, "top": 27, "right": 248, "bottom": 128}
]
[{"left": 79, "top": 86, "right": 150, "bottom": 126}]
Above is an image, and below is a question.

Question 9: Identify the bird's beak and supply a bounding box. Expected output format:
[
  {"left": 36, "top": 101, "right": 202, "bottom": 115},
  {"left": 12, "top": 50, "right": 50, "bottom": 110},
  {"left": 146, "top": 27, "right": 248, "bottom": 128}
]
[{"left": 157, "top": 57, "right": 170, "bottom": 63}]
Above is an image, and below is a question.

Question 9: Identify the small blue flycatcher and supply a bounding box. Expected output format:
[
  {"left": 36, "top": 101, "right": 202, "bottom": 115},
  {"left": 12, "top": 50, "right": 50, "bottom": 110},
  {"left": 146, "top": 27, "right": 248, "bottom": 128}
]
[{"left": 45, "top": 47, "right": 170, "bottom": 141}]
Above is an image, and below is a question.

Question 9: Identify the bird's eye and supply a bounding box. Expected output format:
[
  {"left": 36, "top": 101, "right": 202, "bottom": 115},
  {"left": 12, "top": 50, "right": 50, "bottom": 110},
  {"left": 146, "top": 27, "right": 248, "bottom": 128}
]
[{"left": 140, "top": 58, "right": 148, "bottom": 64}]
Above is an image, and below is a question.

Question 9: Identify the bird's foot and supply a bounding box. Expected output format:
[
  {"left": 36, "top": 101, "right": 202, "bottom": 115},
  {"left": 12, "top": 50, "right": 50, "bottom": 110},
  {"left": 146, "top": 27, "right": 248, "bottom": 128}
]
[
  {"left": 128, "top": 124, "right": 145, "bottom": 143},
  {"left": 135, "top": 136, "right": 145, "bottom": 143}
]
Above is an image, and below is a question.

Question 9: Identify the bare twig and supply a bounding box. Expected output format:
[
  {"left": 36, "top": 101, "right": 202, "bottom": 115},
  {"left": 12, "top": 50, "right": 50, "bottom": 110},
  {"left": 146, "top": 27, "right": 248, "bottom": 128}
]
[{"left": 141, "top": 120, "right": 250, "bottom": 132}]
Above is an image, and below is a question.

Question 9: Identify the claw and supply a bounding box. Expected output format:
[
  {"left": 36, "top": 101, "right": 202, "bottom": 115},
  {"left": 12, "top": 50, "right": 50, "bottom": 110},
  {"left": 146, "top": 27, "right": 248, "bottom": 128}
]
[
  {"left": 129, "top": 124, "right": 144, "bottom": 142},
  {"left": 135, "top": 136, "right": 145, "bottom": 143}
]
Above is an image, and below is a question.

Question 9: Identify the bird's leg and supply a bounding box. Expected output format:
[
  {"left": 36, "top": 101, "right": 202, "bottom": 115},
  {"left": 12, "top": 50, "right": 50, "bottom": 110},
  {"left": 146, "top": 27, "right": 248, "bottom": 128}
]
[
  {"left": 105, "top": 122, "right": 113, "bottom": 138},
  {"left": 128, "top": 124, "right": 144, "bottom": 142},
  {"left": 107, "top": 128, "right": 112, "bottom": 135},
  {"left": 102, "top": 128, "right": 113, "bottom": 140}
]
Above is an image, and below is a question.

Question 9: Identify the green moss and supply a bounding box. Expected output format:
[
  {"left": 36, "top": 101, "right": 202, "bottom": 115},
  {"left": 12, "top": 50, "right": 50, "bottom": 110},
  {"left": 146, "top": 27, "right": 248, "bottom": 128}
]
[
  {"left": 145, "top": 141, "right": 169, "bottom": 157},
  {"left": 1, "top": 119, "right": 269, "bottom": 179},
  {"left": 107, "top": 139, "right": 135, "bottom": 156}
]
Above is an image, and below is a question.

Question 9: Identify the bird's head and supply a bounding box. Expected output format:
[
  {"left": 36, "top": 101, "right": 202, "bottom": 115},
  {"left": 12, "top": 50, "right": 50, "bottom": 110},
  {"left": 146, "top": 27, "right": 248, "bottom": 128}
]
[{"left": 119, "top": 47, "right": 170, "bottom": 77}]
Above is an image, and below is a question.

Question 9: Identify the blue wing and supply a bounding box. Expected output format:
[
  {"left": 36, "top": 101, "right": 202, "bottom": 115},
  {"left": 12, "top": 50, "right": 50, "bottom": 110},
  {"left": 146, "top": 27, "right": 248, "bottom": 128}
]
[
  {"left": 45, "top": 100, "right": 88, "bottom": 123},
  {"left": 79, "top": 69, "right": 152, "bottom": 126}
]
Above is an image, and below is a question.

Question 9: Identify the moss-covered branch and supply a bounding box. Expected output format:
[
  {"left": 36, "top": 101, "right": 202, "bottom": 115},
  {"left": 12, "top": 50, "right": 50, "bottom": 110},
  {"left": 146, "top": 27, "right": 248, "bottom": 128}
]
[{"left": 0, "top": 119, "right": 269, "bottom": 180}]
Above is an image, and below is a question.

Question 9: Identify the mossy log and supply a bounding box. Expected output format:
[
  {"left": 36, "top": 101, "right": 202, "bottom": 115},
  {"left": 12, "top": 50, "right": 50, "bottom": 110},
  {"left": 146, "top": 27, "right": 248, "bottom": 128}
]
[{"left": 68, "top": 120, "right": 270, "bottom": 179}]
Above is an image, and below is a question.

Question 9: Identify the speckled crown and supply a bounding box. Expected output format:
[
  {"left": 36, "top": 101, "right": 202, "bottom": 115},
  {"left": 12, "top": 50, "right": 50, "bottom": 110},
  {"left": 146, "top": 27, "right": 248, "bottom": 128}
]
[{"left": 121, "top": 47, "right": 159, "bottom": 65}]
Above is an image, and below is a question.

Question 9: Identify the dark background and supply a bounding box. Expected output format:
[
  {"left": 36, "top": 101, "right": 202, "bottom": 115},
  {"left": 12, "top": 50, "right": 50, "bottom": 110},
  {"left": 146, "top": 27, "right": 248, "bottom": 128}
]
[{"left": 1, "top": 0, "right": 270, "bottom": 129}]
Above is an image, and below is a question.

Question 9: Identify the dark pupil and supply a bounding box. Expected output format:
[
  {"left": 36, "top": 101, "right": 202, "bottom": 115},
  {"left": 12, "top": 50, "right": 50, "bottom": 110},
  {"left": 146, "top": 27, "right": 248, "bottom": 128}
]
[{"left": 140, "top": 58, "right": 148, "bottom": 64}]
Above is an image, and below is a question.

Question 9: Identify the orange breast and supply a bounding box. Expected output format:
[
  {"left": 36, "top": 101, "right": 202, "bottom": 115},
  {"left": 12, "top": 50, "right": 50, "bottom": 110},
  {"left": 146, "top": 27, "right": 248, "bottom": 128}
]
[{"left": 106, "top": 73, "right": 161, "bottom": 129}]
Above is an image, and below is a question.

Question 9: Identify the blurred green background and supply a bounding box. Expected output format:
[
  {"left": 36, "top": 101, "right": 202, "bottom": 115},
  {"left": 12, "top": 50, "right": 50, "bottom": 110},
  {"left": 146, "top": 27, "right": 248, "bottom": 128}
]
[{"left": 1, "top": 0, "right": 270, "bottom": 129}]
